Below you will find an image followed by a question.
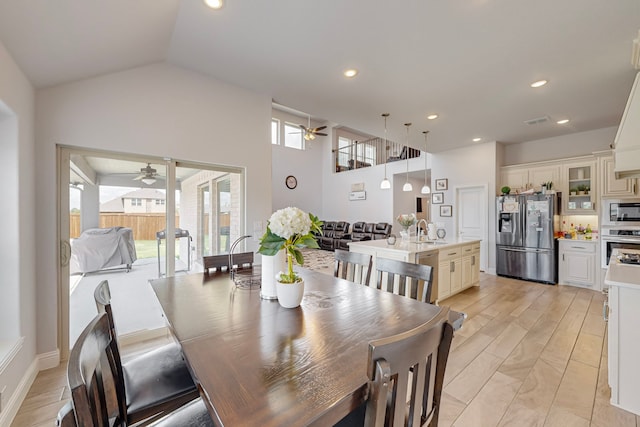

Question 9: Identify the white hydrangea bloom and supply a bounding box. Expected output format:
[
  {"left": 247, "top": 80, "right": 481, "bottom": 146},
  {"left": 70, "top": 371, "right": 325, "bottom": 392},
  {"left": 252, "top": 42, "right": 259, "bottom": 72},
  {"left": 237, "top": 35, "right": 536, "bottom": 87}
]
[{"left": 269, "top": 207, "right": 312, "bottom": 239}]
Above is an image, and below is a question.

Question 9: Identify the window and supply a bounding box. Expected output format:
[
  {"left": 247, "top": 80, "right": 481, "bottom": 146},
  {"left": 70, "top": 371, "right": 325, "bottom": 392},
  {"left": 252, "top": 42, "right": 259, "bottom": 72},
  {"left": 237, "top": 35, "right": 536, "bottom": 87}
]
[
  {"left": 357, "top": 142, "right": 376, "bottom": 166},
  {"left": 271, "top": 119, "right": 279, "bottom": 145},
  {"left": 284, "top": 122, "right": 304, "bottom": 150},
  {"left": 131, "top": 198, "right": 142, "bottom": 206},
  {"left": 337, "top": 137, "right": 351, "bottom": 169},
  {"left": 155, "top": 199, "right": 165, "bottom": 205}
]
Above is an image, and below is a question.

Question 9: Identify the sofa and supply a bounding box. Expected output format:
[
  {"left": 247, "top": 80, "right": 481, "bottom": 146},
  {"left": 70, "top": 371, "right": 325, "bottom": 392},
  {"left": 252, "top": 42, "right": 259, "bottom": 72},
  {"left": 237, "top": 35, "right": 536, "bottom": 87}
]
[
  {"left": 315, "top": 221, "right": 392, "bottom": 251},
  {"left": 337, "top": 222, "right": 392, "bottom": 250},
  {"left": 318, "top": 221, "right": 350, "bottom": 251}
]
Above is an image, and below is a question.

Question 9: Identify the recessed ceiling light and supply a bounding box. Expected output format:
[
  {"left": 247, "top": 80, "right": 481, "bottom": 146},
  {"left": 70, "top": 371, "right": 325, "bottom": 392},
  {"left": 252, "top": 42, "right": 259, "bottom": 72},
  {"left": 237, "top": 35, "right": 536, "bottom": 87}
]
[
  {"left": 427, "top": 114, "right": 439, "bottom": 120},
  {"left": 204, "top": 0, "right": 223, "bottom": 9},
  {"left": 530, "top": 79, "right": 548, "bottom": 88},
  {"left": 472, "top": 137, "right": 482, "bottom": 142},
  {"left": 343, "top": 69, "right": 358, "bottom": 78},
  {"left": 557, "top": 119, "right": 570, "bottom": 124}
]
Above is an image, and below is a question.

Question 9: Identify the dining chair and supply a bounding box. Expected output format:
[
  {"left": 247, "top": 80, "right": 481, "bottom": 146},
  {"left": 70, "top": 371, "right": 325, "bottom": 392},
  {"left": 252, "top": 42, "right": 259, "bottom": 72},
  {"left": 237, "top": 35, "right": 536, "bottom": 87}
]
[
  {"left": 334, "top": 249, "right": 373, "bottom": 285},
  {"left": 335, "top": 311, "right": 454, "bottom": 427},
  {"left": 374, "top": 257, "right": 434, "bottom": 303},
  {"left": 93, "top": 280, "right": 199, "bottom": 425},
  {"left": 66, "top": 313, "right": 213, "bottom": 427}
]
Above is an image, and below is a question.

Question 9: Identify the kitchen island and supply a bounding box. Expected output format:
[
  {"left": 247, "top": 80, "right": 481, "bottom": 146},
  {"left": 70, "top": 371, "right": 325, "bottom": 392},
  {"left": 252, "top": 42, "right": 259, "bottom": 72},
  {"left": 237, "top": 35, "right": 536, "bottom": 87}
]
[
  {"left": 349, "top": 238, "right": 481, "bottom": 302},
  {"left": 604, "top": 248, "right": 640, "bottom": 416}
]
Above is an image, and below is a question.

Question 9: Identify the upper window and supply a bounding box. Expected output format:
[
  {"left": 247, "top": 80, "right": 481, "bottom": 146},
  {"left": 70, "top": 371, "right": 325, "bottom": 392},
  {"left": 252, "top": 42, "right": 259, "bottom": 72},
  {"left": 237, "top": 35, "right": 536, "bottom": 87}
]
[
  {"left": 131, "top": 198, "right": 142, "bottom": 206},
  {"left": 284, "top": 122, "right": 304, "bottom": 150},
  {"left": 271, "top": 119, "right": 279, "bottom": 145},
  {"left": 155, "top": 199, "right": 165, "bottom": 205}
]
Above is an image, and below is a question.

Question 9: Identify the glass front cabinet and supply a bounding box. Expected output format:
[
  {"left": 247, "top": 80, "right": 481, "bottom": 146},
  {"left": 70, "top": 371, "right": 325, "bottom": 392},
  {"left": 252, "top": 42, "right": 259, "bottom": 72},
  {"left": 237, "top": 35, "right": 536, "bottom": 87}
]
[{"left": 562, "top": 160, "right": 597, "bottom": 214}]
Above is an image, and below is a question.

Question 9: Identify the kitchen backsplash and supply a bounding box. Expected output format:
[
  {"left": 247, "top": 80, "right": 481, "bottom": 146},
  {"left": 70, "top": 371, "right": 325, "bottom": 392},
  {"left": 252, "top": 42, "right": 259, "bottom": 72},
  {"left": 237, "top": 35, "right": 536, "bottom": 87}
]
[{"left": 561, "top": 214, "right": 599, "bottom": 234}]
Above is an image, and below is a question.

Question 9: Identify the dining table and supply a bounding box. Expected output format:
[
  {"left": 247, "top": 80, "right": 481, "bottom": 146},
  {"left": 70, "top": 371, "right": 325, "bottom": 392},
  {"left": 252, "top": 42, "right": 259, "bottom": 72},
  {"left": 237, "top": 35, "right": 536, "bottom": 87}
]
[{"left": 150, "top": 267, "right": 448, "bottom": 427}]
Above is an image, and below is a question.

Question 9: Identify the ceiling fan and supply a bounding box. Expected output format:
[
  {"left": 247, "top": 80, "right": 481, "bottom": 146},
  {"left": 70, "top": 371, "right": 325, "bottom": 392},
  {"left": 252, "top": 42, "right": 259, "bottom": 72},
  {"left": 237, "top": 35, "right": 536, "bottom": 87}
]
[
  {"left": 134, "top": 163, "right": 159, "bottom": 185},
  {"left": 290, "top": 114, "right": 328, "bottom": 141},
  {"left": 299, "top": 124, "right": 327, "bottom": 141}
]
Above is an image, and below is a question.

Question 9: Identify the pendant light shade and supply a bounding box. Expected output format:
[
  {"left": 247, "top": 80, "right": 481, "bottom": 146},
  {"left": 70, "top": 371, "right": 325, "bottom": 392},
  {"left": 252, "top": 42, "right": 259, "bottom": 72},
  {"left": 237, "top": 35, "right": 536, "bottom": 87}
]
[
  {"left": 421, "top": 130, "right": 431, "bottom": 194},
  {"left": 403, "top": 123, "right": 413, "bottom": 192},
  {"left": 380, "top": 113, "right": 391, "bottom": 190}
]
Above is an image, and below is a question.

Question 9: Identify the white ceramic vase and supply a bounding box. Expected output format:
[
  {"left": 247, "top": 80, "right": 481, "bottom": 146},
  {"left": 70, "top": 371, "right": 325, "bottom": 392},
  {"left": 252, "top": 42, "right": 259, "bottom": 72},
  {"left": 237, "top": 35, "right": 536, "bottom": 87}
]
[
  {"left": 276, "top": 279, "right": 305, "bottom": 308},
  {"left": 260, "top": 250, "right": 286, "bottom": 300}
]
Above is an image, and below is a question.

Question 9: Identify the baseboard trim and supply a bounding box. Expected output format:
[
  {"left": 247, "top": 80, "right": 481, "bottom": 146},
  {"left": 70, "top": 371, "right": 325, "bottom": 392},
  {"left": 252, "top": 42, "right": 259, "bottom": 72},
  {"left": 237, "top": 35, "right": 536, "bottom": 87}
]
[
  {"left": 38, "top": 349, "right": 61, "bottom": 371},
  {"left": 118, "top": 326, "right": 169, "bottom": 348},
  {"left": 0, "top": 357, "right": 38, "bottom": 427},
  {"left": 0, "top": 336, "right": 25, "bottom": 375}
]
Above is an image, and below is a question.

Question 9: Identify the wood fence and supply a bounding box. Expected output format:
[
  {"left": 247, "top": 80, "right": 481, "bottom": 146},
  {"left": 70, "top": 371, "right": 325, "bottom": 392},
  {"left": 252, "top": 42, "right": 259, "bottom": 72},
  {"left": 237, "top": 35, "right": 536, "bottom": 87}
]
[{"left": 70, "top": 214, "right": 177, "bottom": 240}]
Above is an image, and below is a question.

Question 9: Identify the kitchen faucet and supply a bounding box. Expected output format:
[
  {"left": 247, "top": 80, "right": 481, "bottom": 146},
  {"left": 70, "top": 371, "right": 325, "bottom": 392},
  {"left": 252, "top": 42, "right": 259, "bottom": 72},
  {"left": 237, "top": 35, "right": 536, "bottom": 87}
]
[{"left": 416, "top": 219, "right": 428, "bottom": 241}]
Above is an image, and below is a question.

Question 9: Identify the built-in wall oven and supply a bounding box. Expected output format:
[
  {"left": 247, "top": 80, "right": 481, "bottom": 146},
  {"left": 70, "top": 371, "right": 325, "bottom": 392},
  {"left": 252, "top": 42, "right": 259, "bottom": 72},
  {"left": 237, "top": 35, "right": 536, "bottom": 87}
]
[{"left": 601, "top": 200, "right": 640, "bottom": 268}]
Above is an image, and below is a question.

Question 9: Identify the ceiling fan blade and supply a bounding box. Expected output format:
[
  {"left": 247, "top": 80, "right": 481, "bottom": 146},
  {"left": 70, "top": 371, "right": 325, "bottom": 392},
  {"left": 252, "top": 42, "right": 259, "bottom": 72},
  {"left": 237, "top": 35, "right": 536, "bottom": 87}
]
[
  {"left": 315, "top": 132, "right": 328, "bottom": 136},
  {"left": 299, "top": 124, "right": 307, "bottom": 130},
  {"left": 312, "top": 126, "right": 327, "bottom": 132}
]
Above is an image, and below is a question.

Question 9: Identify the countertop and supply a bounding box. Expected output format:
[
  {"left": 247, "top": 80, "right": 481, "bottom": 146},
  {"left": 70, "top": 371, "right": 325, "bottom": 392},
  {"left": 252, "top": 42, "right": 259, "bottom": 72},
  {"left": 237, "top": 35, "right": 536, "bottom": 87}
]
[
  {"left": 348, "top": 237, "right": 480, "bottom": 255},
  {"left": 556, "top": 237, "right": 598, "bottom": 243},
  {"left": 605, "top": 249, "right": 640, "bottom": 289}
]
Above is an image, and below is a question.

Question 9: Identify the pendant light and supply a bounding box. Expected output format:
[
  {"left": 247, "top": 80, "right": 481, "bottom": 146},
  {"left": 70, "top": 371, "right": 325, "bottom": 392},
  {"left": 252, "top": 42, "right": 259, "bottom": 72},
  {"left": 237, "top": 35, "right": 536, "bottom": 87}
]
[
  {"left": 380, "top": 113, "right": 391, "bottom": 189},
  {"left": 402, "top": 123, "right": 413, "bottom": 192},
  {"left": 421, "top": 130, "right": 431, "bottom": 194}
]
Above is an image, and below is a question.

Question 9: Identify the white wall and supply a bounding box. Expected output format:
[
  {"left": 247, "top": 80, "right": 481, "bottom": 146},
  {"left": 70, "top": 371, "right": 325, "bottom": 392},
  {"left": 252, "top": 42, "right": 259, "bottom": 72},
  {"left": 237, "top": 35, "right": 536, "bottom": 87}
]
[
  {"left": 271, "top": 108, "right": 324, "bottom": 216},
  {"left": 321, "top": 136, "right": 420, "bottom": 224},
  {"left": 502, "top": 127, "right": 616, "bottom": 165},
  {"left": 430, "top": 142, "right": 498, "bottom": 272},
  {"left": 0, "top": 39, "right": 36, "bottom": 423},
  {"left": 35, "top": 63, "right": 273, "bottom": 355}
]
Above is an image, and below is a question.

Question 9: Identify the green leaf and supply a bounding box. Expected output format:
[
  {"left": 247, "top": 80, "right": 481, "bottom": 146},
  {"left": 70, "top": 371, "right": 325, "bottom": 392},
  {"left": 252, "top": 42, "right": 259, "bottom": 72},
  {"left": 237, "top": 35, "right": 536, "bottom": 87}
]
[{"left": 292, "top": 248, "right": 304, "bottom": 266}]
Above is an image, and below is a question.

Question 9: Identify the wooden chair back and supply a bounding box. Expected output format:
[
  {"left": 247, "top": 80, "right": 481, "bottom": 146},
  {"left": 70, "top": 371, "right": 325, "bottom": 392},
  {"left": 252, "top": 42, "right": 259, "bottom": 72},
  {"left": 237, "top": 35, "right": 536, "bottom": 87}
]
[
  {"left": 68, "top": 313, "right": 126, "bottom": 427},
  {"left": 230, "top": 251, "right": 254, "bottom": 270},
  {"left": 203, "top": 254, "right": 231, "bottom": 274},
  {"left": 93, "top": 280, "right": 125, "bottom": 387},
  {"left": 365, "top": 312, "right": 454, "bottom": 427},
  {"left": 56, "top": 402, "right": 77, "bottom": 427},
  {"left": 334, "top": 249, "right": 373, "bottom": 286},
  {"left": 375, "top": 258, "right": 434, "bottom": 303}
]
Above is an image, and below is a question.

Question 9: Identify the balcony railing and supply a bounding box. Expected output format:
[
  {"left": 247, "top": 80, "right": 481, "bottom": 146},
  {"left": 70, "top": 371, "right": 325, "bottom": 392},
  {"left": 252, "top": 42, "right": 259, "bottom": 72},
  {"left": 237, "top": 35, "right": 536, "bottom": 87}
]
[{"left": 333, "top": 137, "right": 421, "bottom": 173}]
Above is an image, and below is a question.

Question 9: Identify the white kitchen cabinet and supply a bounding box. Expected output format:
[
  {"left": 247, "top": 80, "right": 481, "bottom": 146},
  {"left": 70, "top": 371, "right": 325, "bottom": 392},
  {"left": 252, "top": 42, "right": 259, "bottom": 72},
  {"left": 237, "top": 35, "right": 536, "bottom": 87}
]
[
  {"left": 600, "top": 153, "right": 637, "bottom": 198},
  {"left": 499, "top": 162, "right": 562, "bottom": 194},
  {"left": 471, "top": 242, "right": 481, "bottom": 285},
  {"left": 605, "top": 255, "right": 640, "bottom": 416},
  {"left": 562, "top": 159, "right": 597, "bottom": 214},
  {"left": 528, "top": 164, "right": 562, "bottom": 191},
  {"left": 438, "top": 247, "right": 461, "bottom": 299},
  {"left": 500, "top": 167, "right": 529, "bottom": 193},
  {"left": 558, "top": 240, "right": 597, "bottom": 289}
]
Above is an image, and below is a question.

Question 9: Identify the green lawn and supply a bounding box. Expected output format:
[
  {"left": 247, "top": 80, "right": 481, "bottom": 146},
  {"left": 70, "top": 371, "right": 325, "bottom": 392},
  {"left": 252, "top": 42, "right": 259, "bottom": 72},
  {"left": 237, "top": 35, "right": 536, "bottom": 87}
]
[{"left": 135, "top": 240, "right": 181, "bottom": 259}]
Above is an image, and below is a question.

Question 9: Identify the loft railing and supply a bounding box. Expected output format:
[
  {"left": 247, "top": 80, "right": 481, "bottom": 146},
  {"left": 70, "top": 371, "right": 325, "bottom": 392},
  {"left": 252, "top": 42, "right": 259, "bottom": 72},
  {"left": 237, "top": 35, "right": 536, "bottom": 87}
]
[{"left": 333, "top": 137, "right": 421, "bottom": 173}]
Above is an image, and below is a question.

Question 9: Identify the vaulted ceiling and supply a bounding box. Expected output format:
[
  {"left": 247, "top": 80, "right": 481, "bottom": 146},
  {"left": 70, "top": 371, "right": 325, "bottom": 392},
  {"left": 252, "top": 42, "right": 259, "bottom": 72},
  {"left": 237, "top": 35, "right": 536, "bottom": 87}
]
[{"left": 0, "top": 0, "right": 638, "bottom": 152}]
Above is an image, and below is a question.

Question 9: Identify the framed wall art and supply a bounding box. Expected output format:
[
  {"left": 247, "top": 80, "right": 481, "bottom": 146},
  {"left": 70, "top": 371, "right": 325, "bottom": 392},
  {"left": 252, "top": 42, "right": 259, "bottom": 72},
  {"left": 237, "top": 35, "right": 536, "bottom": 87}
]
[
  {"left": 440, "top": 205, "right": 452, "bottom": 217},
  {"left": 432, "top": 192, "right": 444, "bottom": 204},
  {"left": 435, "top": 178, "right": 448, "bottom": 191}
]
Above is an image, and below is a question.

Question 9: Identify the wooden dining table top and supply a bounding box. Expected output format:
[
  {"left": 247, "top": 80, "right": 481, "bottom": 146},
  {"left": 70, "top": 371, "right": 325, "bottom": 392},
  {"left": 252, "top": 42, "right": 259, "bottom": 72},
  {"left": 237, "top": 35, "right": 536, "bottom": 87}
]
[{"left": 150, "top": 268, "right": 447, "bottom": 427}]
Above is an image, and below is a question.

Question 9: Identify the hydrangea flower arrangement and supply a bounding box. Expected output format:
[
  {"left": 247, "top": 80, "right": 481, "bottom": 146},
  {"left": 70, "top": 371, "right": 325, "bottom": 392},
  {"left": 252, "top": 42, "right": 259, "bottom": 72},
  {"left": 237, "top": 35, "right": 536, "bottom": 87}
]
[
  {"left": 396, "top": 213, "right": 417, "bottom": 229},
  {"left": 258, "top": 207, "right": 323, "bottom": 284}
]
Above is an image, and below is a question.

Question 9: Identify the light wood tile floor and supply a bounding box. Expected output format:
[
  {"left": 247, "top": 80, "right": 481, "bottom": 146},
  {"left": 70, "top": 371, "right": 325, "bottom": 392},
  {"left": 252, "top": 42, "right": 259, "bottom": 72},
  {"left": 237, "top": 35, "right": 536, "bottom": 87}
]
[{"left": 11, "top": 273, "right": 640, "bottom": 426}]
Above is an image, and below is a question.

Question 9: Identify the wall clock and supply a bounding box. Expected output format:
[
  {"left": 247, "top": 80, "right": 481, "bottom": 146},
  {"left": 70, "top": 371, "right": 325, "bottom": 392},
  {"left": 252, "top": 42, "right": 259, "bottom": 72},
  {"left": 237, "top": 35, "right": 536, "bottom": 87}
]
[{"left": 285, "top": 175, "right": 297, "bottom": 189}]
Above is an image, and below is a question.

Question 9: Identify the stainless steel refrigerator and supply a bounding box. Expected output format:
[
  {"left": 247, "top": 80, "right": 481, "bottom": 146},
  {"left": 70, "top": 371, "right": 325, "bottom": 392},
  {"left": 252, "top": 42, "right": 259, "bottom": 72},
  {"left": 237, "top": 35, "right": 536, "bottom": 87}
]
[{"left": 496, "top": 194, "right": 558, "bottom": 284}]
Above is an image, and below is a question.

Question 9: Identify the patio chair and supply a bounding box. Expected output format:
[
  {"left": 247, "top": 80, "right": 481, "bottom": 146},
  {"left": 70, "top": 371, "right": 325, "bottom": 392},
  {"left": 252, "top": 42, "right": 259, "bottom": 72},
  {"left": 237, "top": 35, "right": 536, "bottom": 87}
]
[{"left": 93, "top": 280, "right": 199, "bottom": 425}]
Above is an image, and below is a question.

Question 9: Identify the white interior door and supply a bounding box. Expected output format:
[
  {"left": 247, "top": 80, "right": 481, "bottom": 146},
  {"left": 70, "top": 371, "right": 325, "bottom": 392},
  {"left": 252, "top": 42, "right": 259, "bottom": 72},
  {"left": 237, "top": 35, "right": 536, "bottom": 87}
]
[{"left": 456, "top": 185, "right": 488, "bottom": 271}]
